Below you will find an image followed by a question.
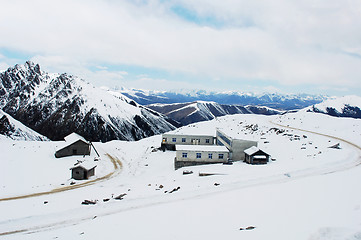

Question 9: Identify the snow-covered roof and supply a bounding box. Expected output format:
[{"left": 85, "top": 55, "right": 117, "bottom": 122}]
[
  {"left": 244, "top": 146, "right": 269, "bottom": 156},
  {"left": 176, "top": 145, "right": 229, "bottom": 152},
  {"left": 244, "top": 146, "right": 260, "bottom": 155},
  {"left": 64, "top": 133, "right": 88, "bottom": 143},
  {"left": 70, "top": 161, "right": 97, "bottom": 170}
]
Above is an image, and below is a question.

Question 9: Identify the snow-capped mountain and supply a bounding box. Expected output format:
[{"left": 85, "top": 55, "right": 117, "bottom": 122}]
[
  {"left": 0, "top": 109, "right": 48, "bottom": 141},
  {"left": 305, "top": 95, "right": 361, "bottom": 119},
  {"left": 0, "top": 61, "right": 177, "bottom": 142},
  {"left": 147, "top": 101, "right": 282, "bottom": 126},
  {"left": 120, "top": 88, "right": 327, "bottom": 110}
]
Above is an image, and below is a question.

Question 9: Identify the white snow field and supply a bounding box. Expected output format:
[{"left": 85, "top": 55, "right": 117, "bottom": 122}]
[{"left": 0, "top": 112, "right": 361, "bottom": 240}]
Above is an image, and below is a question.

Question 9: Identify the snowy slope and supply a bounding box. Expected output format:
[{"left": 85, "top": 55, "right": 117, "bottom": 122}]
[
  {"left": 0, "top": 112, "right": 360, "bottom": 240},
  {"left": 0, "top": 62, "right": 176, "bottom": 141},
  {"left": 147, "top": 101, "right": 282, "bottom": 125},
  {"left": 0, "top": 109, "right": 48, "bottom": 141},
  {"left": 305, "top": 95, "right": 361, "bottom": 119}
]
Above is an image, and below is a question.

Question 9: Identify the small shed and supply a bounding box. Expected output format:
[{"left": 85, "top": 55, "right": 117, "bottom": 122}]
[
  {"left": 55, "top": 133, "right": 91, "bottom": 158},
  {"left": 70, "top": 162, "right": 97, "bottom": 180},
  {"left": 244, "top": 146, "right": 270, "bottom": 164}
]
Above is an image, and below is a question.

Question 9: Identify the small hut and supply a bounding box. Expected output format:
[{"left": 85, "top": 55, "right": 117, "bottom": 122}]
[
  {"left": 70, "top": 162, "right": 97, "bottom": 180},
  {"left": 244, "top": 146, "right": 270, "bottom": 164},
  {"left": 55, "top": 133, "right": 91, "bottom": 158}
]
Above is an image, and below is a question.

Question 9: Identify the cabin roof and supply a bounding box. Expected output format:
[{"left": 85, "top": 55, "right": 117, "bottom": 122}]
[{"left": 176, "top": 145, "right": 229, "bottom": 152}]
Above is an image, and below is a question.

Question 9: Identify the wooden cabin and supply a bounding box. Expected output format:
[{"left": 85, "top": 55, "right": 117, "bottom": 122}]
[{"left": 244, "top": 146, "right": 270, "bottom": 164}]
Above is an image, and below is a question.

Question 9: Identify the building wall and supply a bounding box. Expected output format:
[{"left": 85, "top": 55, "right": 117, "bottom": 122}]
[
  {"left": 55, "top": 140, "right": 91, "bottom": 158},
  {"left": 161, "top": 134, "right": 214, "bottom": 150},
  {"left": 216, "top": 130, "right": 257, "bottom": 161},
  {"left": 72, "top": 167, "right": 86, "bottom": 180},
  {"left": 230, "top": 139, "right": 258, "bottom": 161},
  {"left": 176, "top": 149, "right": 228, "bottom": 162}
]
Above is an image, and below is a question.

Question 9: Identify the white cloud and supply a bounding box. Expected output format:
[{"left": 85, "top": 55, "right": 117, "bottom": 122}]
[{"left": 0, "top": 0, "right": 361, "bottom": 94}]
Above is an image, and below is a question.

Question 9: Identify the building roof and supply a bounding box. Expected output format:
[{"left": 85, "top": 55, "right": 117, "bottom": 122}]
[
  {"left": 176, "top": 145, "right": 229, "bottom": 152},
  {"left": 244, "top": 146, "right": 269, "bottom": 156},
  {"left": 70, "top": 161, "right": 97, "bottom": 170}
]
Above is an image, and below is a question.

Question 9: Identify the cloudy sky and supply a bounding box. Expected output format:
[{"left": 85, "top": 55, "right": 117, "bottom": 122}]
[{"left": 1, "top": 0, "right": 361, "bottom": 96}]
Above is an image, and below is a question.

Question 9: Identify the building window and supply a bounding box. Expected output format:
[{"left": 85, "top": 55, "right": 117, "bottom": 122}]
[
  {"left": 205, "top": 139, "right": 210, "bottom": 144},
  {"left": 182, "top": 153, "right": 188, "bottom": 158},
  {"left": 162, "top": 138, "right": 167, "bottom": 143},
  {"left": 208, "top": 153, "right": 213, "bottom": 159},
  {"left": 196, "top": 153, "right": 201, "bottom": 159},
  {"left": 219, "top": 154, "right": 224, "bottom": 159},
  {"left": 182, "top": 138, "right": 186, "bottom": 143},
  {"left": 172, "top": 138, "right": 176, "bottom": 142}
]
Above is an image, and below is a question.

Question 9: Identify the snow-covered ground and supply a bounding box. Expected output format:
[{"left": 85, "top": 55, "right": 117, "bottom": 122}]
[{"left": 0, "top": 112, "right": 360, "bottom": 240}]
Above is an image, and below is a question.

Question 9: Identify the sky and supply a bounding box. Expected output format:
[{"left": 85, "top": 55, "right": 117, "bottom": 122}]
[{"left": 0, "top": 0, "right": 361, "bottom": 96}]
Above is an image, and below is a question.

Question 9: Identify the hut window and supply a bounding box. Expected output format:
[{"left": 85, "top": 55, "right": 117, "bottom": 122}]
[
  {"left": 208, "top": 153, "right": 213, "bottom": 159},
  {"left": 76, "top": 171, "right": 80, "bottom": 174},
  {"left": 218, "top": 154, "right": 224, "bottom": 159},
  {"left": 172, "top": 138, "right": 177, "bottom": 142},
  {"left": 162, "top": 138, "right": 167, "bottom": 143},
  {"left": 182, "top": 153, "right": 188, "bottom": 158},
  {"left": 205, "top": 139, "right": 210, "bottom": 144},
  {"left": 196, "top": 153, "right": 201, "bottom": 159},
  {"left": 182, "top": 138, "right": 186, "bottom": 143}
]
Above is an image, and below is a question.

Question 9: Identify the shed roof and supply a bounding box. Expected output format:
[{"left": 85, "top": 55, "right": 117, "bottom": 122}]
[
  {"left": 244, "top": 146, "right": 269, "bottom": 156},
  {"left": 70, "top": 161, "right": 97, "bottom": 170},
  {"left": 176, "top": 145, "right": 229, "bottom": 152}
]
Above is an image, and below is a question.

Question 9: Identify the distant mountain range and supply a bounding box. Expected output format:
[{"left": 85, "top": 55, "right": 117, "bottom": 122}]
[
  {"left": 0, "top": 61, "right": 177, "bottom": 142},
  {"left": 119, "top": 88, "right": 327, "bottom": 110},
  {"left": 147, "top": 101, "right": 282, "bottom": 126}
]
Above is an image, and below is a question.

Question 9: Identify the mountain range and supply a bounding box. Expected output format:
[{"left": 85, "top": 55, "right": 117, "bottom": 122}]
[
  {"left": 119, "top": 88, "right": 327, "bottom": 110},
  {"left": 0, "top": 61, "right": 177, "bottom": 142},
  {"left": 147, "top": 101, "right": 282, "bottom": 126}
]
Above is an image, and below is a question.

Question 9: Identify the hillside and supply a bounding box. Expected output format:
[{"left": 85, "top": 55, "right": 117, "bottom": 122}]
[
  {"left": 305, "top": 95, "right": 361, "bottom": 119},
  {"left": 0, "top": 109, "right": 48, "bottom": 141},
  {"left": 0, "top": 61, "right": 177, "bottom": 142}
]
